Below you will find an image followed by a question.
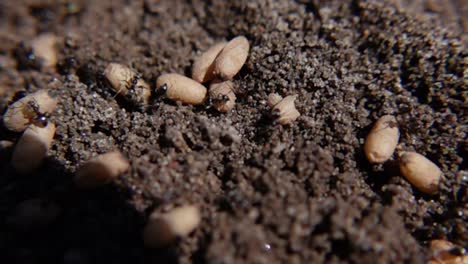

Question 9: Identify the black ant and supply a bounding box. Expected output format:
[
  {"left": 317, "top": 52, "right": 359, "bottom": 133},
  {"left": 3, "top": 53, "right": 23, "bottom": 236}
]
[
  {"left": 147, "top": 83, "right": 168, "bottom": 112},
  {"left": 154, "top": 83, "right": 168, "bottom": 97},
  {"left": 26, "top": 100, "right": 50, "bottom": 127},
  {"left": 6, "top": 95, "right": 50, "bottom": 128},
  {"left": 210, "top": 94, "right": 230, "bottom": 111},
  {"left": 97, "top": 69, "right": 148, "bottom": 107},
  {"left": 123, "top": 73, "right": 143, "bottom": 103},
  {"left": 13, "top": 43, "right": 41, "bottom": 70}
]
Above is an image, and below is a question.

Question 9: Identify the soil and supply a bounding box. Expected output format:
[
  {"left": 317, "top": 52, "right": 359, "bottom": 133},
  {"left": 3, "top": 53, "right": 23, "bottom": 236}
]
[{"left": 0, "top": 0, "right": 466, "bottom": 263}]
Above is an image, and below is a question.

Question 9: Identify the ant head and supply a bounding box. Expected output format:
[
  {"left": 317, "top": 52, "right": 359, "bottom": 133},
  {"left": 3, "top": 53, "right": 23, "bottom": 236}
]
[
  {"left": 35, "top": 114, "right": 49, "bottom": 127},
  {"left": 155, "top": 83, "right": 168, "bottom": 97}
]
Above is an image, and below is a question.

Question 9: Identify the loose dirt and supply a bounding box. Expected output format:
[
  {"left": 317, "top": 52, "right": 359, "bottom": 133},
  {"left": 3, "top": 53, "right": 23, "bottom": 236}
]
[{"left": 0, "top": 0, "right": 466, "bottom": 263}]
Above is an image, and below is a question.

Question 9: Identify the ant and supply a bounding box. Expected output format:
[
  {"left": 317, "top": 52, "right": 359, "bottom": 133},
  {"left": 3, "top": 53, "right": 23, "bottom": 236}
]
[
  {"left": 6, "top": 93, "right": 50, "bottom": 128},
  {"left": 123, "top": 73, "right": 143, "bottom": 103},
  {"left": 147, "top": 83, "right": 168, "bottom": 112},
  {"left": 25, "top": 100, "right": 50, "bottom": 127},
  {"left": 210, "top": 94, "right": 230, "bottom": 110},
  {"left": 97, "top": 69, "right": 147, "bottom": 107},
  {"left": 154, "top": 83, "right": 168, "bottom": 97}
]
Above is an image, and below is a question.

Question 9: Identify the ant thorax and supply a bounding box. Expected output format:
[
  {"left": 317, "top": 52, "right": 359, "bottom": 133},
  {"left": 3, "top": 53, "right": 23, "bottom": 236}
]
[{"left": 22, "top": 100, "right": 49, "bottom": 127}]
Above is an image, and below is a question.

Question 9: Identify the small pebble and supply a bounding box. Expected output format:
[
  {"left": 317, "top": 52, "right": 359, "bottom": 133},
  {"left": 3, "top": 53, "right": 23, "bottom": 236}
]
[
  {"left": 192, "top": 42, "right": 227, "bottom": 83},
  {"left": 74, "top": 151, "right": 130, "bottom": 189},
  {"left": 104, "top": 63, "right": 151, "bottom": 105},
  {"left": 31, "top": 33, "right": 59, "bottom": 69},
  {"left": 364, "top": 115, "right": 399, "bottom": 163},
  {"left": 399, "top": 151, "right": 442, "bottom": 194},
  {"left": 11, "top": 123, "right": 56, "bottom": 175},
  {"left": 209, "top": 80, "right": 236, "bottom": 112},
  {"left": 156, "top": 73, "right": 207, "bottom": 105},
  {"left": 214, "top": 36, "right": 250, "bottom": 80},
  {"left": 7, "top": 198, "right": 60, "bottom": 230},
  {"left": 3, "top": 89, "right": 58, "bottom": 132},
  {"left": 143, "top": 205, "right": 201, "bottom": 248},
  {"left": 270, "top": 94, "right": 300, "bottom": 125}
]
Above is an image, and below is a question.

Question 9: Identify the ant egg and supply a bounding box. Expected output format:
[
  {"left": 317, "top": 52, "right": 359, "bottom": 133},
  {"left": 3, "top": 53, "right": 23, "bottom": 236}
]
[
  {"left": 270, "top": 94, "right": 300, "bottom": 125},
  {"left": 267, "top": 93, "right": 283, "bottom": 108},
  {"left": 3, "top": 89, "right": 57, "bottom": 132},
  {"left": 209, "top": 80, "right": 236, "bottom": 112},
  {"left": 364, "top": 115, "right": 399, "bottom": 163},
  {"left": 192, "top": 42, "right": 227, "bottom": 83},
  {"left": 143, "top": 205, "right": 201, "bottom": 248},
  {"left": 11, "top": 122, "right": 56, "bottom": 175},
  {"left": 104, "top": 63, "right": 151, "bottom": 105},
  {"left": 399, "top": 151, "right": 442, "bottom": 194},
  {"left": 156, "top": 73, "right": 207, "bottom": 105},
  {"left": 31, "top": 33, "right": 59, "bottom": 69},
  {"left": 74, "top": 151, "right": 130, "bottom": 189},
  {"left": 214, "top": 36, "right": 250, "bottom": 80}
]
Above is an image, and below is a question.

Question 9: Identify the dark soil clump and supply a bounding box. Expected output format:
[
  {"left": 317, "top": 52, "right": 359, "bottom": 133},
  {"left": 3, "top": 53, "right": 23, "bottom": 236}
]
[{"left": 0, "top": 0, "right": 466, "bottom": 263}]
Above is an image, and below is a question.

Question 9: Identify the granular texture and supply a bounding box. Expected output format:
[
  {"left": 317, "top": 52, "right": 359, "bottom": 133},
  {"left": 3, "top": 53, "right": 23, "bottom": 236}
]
[{"left": 0, "top": 0, "right": 466, "bottom": 263}]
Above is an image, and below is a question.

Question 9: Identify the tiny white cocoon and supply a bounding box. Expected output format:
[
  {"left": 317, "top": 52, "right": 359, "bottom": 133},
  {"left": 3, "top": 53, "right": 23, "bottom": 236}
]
[
  {"left": 364, "top": 115, "right": 399, "bottom": 164},
  {"left": 11, "top": 123, "right": 56, "bottom": 175},
  {"left": 192, "top": 42, "right": 227, "bottom": 83},
  {"left": 143, "top": 205, "right": 201, "bottom": 248},
  {"left": 399, "top": 151, "right": 442, "bottom": 194},
  {"left": 75, "top": 151, "right": 130, "bottom": 189},
  {"left": 156, "top": 73, "right": 207, "bottom": 105},
  {"left": 31, "top": 33, "right": 58, "bottom": 68},
  {"left": 214, "top": 36, "right": 250, "bottom": 80},
  {"left": 273, "top": 95, "right": 300, "bottom": 125}
]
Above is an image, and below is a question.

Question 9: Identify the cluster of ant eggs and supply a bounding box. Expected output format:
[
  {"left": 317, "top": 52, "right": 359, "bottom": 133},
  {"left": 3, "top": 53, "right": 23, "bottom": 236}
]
[
  {"left": 364, "top": 115, "right": 442, "bottom": 194},
  {"left": 155, "top": 36, "right": 249, "bottom": 112},
  {"left": 102, "top": 36, "right": 299, "bottom": 124},
  {"left": 30, "top": 33, "right": 59, "bottom": 69}
]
